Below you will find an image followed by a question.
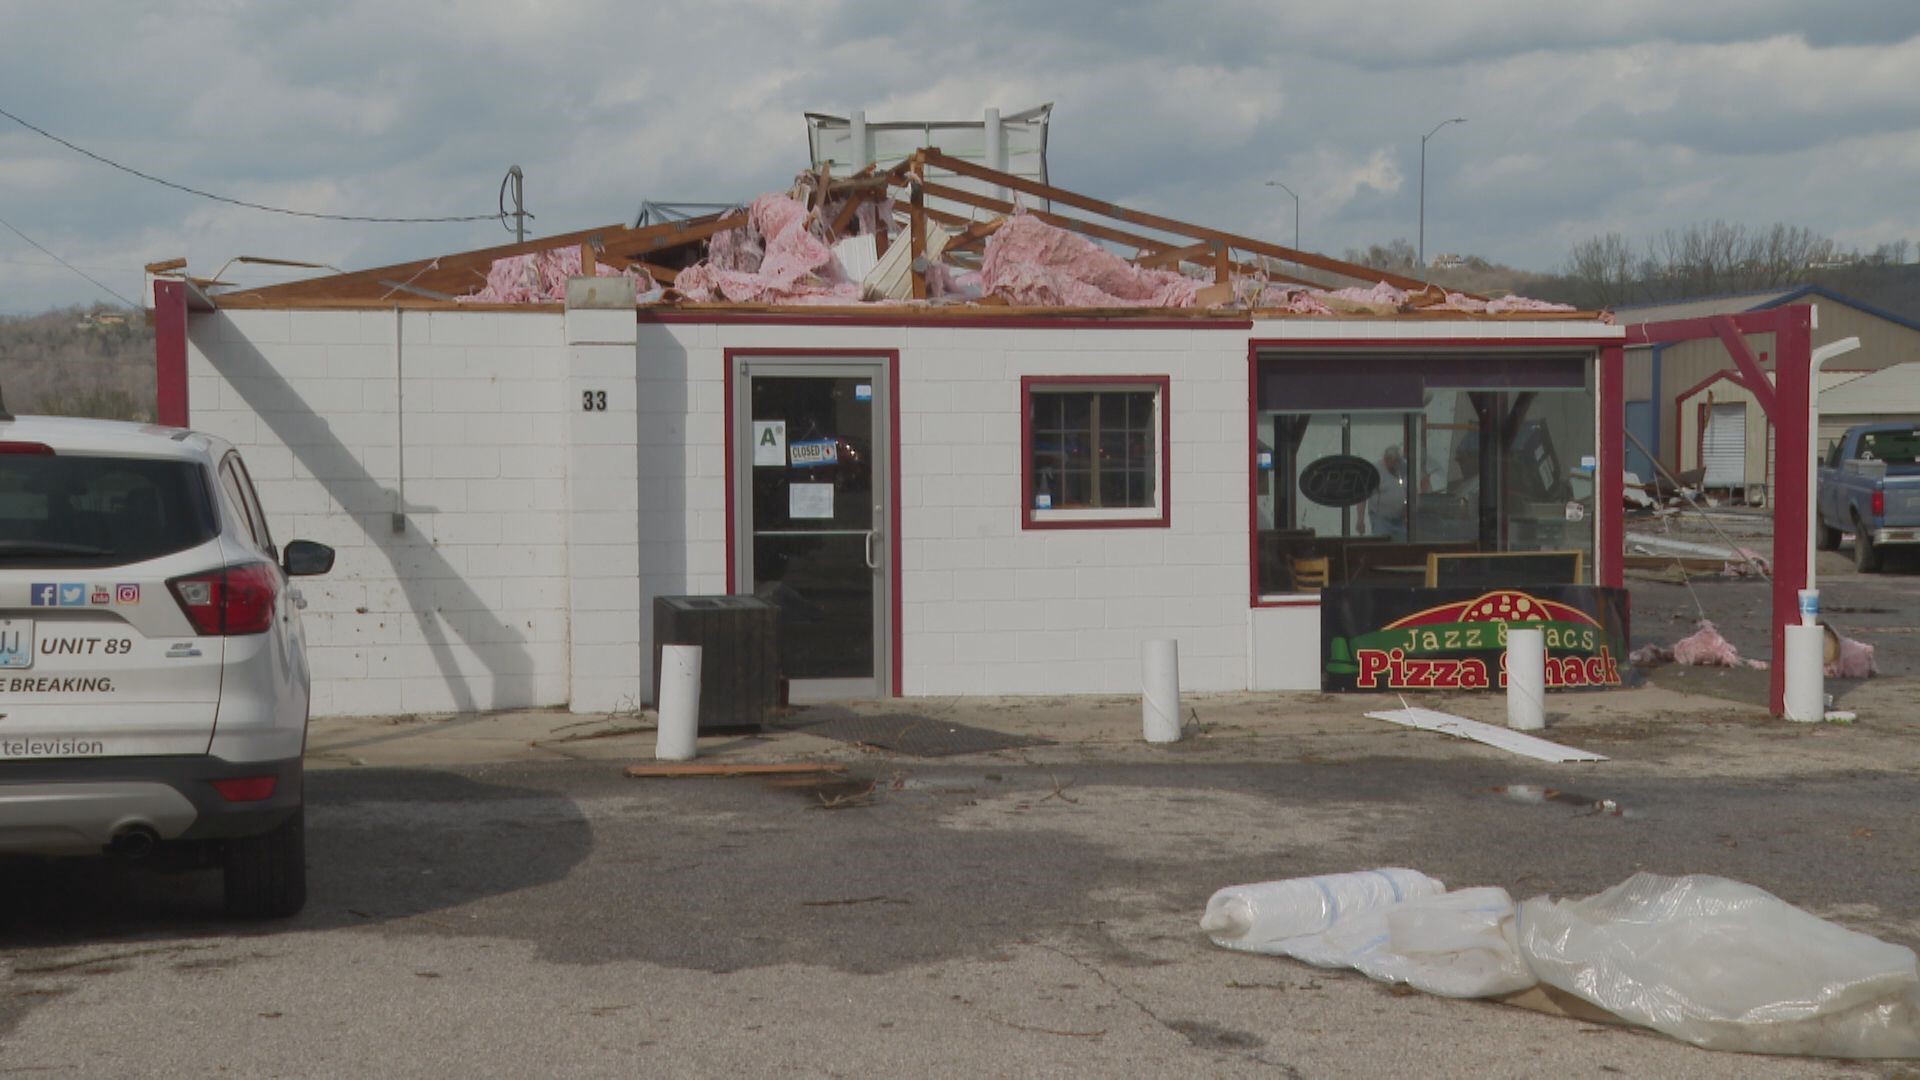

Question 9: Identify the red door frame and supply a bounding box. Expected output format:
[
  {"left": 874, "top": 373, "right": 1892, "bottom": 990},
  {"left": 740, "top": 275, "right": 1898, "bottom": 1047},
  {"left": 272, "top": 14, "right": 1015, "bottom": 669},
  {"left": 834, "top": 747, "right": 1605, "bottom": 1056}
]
[
  {"left": 722, "top": 348, "right": 903, "bottom": 697},
  {"left": 1627, "top": 306, "right": 1813, "bottom": 716}
]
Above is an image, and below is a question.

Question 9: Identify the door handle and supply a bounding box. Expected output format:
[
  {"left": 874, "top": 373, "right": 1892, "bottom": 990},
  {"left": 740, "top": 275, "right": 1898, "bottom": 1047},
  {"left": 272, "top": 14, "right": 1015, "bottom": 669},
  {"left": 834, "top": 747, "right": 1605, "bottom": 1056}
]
[{"left": 865, "top": 530, "right": 880, "bottom": 570}]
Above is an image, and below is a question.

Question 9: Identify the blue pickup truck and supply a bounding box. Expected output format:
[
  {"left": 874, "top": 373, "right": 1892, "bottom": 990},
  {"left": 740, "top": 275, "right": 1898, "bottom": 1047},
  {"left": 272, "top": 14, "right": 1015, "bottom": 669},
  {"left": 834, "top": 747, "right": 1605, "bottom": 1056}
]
[{"left": 1817, "top": 422, "right": 1920, "bottom": 572}]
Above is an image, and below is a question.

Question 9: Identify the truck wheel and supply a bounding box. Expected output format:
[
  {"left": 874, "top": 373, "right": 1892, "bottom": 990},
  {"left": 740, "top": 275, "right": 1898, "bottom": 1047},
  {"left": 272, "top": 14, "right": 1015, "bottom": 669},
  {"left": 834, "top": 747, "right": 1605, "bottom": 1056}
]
[
  {"left": 224, "top": 809, "right": 307, "bottom": 918},
  {"left": 1853, "top": 522, "right": 1883, "bottom": 573},
  {"left": 1816, "top": 520, "right": 1842, "bottom": 551}
]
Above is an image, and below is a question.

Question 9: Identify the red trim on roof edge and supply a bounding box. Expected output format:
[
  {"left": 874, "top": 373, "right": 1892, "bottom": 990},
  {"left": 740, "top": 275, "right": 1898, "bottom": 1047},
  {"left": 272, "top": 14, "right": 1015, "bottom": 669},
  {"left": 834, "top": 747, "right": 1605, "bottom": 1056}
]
[{"left": 645, "top": 311, "right": 1253, "bottom": 331}]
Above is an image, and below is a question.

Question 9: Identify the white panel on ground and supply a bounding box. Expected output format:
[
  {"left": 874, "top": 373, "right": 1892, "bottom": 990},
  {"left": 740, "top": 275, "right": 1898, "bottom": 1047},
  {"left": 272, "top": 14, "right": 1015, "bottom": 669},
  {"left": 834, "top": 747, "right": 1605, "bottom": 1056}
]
[
  {"left": 1364, "top": 707, "right": 1607, "bottom": 764},
  {"left": 1702, "top": 402, "right": 1746, "bottom": 489}
]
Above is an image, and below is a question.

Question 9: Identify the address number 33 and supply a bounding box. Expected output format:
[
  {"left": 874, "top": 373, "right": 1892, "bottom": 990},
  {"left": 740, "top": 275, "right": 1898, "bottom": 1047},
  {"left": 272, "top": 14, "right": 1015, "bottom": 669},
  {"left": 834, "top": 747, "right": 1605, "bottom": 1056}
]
[{"left": 582, "top": 390, "right": 608, "bottom": 411}]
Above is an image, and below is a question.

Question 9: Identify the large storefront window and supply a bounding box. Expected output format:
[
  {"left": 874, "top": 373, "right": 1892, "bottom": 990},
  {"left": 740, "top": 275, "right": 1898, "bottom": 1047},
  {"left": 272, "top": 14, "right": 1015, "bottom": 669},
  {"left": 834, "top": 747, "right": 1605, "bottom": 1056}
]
[{"left": 1253, "top": 351, "right": 1596, "bottom": 597}]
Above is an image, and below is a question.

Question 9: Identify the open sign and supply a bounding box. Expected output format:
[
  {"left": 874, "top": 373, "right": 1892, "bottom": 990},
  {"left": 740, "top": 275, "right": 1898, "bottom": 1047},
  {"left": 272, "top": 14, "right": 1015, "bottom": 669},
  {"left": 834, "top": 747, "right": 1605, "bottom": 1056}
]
[{"left": 1299, "top": 454, "right": 1381, "bottom": 508}]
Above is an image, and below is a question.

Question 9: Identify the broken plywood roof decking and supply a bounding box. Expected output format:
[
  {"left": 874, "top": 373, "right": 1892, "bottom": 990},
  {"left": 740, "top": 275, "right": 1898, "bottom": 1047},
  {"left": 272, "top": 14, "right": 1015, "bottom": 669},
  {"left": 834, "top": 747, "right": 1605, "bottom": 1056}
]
[{"left": 207, "top": 149, "right": 1604, "bottom": 323}]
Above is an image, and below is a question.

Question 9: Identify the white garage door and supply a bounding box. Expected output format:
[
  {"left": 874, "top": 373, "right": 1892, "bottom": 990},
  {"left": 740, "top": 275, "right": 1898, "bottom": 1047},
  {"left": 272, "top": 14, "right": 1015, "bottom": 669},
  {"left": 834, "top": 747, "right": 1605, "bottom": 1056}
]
[{"left": 1702, "top": 403, "right": 1746, "bottom": 489}]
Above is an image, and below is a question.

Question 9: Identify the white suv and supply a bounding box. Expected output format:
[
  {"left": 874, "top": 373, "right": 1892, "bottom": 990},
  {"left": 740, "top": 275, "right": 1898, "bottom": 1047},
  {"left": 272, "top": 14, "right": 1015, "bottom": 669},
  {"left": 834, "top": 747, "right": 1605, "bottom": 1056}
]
[{"left": 0, "top": 412, "right": 332, "bottom": 917}]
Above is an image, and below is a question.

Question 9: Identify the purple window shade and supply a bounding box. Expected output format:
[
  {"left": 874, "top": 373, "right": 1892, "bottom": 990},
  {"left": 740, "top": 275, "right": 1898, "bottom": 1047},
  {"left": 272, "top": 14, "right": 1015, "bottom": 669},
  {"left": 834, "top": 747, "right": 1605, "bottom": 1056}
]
[{"left": 1258, "top": 353, "right": 1586, "bottom": 411}]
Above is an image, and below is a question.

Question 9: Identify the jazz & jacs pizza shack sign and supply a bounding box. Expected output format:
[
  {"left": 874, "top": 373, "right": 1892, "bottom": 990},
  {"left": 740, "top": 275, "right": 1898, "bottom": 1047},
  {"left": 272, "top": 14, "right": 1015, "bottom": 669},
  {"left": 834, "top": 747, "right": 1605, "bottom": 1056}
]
[{"left": 1321, "top": 586, "right": 1629, "bottom": 693}]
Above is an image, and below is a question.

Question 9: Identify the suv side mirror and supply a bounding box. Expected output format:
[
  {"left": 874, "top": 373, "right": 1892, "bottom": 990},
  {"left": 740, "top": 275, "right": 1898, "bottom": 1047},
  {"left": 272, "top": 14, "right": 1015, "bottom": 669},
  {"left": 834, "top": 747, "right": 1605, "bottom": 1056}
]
[{"left": 283, "top": 539, "right": 335, "bottom": 577}]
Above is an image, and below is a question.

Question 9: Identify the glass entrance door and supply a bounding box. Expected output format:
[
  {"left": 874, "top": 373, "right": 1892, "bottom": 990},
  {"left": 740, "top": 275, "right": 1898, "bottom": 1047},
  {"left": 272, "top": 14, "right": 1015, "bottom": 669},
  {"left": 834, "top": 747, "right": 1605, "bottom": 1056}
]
[{"left": 733, "top": 358, "right": 891, "bottom": 700}]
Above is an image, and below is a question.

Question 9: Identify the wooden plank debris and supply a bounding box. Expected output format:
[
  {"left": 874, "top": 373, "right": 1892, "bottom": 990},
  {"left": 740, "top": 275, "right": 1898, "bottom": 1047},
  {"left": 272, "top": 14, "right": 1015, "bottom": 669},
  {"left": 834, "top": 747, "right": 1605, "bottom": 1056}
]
[{"left": 623, "top": 762, "right": 849, "bottom": 779}]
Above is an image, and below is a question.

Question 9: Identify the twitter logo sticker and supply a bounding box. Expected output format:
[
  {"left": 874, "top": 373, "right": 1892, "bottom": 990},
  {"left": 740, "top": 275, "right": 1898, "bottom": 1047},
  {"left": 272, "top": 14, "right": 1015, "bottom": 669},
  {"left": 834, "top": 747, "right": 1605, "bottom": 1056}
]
[{"left": 58, "top": 584, "right": 87, "bottom": 607}]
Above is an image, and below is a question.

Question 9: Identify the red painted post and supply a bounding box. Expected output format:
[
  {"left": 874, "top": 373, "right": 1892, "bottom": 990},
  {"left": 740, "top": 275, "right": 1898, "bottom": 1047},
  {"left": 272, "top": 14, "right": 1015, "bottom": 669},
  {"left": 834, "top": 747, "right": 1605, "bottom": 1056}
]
[
  {"left": 1597, "top": 345, "right": 1625, "bottom": 588},
  {"left": 1768, "top": 305, "right": 1813, "bottom": 716},
  {"left": 152, "top": 279, "right": 190, "bottom": 427}
]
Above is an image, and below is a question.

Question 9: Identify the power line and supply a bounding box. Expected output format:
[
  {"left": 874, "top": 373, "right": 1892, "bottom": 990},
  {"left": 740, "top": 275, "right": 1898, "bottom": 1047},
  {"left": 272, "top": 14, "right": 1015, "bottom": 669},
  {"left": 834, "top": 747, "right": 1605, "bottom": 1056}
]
[
  {"left": 0, "top": 255, "right": 142, "bottom": 274},
  {"left": 0, "top": 212, "right": 139, "bottom": 308},
  {"left": 1, "top": 105, "right": 508, "bottom": 225}
]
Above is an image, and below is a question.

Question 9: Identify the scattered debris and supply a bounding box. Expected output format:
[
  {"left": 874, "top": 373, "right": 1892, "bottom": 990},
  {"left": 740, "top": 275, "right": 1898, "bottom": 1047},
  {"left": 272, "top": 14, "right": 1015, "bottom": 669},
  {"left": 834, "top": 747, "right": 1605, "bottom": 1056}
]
[
  {"left": 622, "top": 762, "right": 846, "bottom": 779},
  {"left": 418, "top": 149, "right": 1591, "bottom": 318},
  {"left": 811, "top": 783, "right": 878, "bottom": 811},
  {"left": 980, "top": 213, "right": 1202, "bottom": 308},
  {"left": 1364, "top": 707, "right": 1607, "bottom": 764},
  {"left": 464, "top": 246, "right": 654, "bottom": 304},
  {"left": 676, "top": 192, "right": 865, "bottom": 305},
  {"left": 1202, "top": 869, "right": 1445, "bottom": 953},
  {"left": 1494, "top": 784, "right": 1628, "bottom": 817},
  {"left": 1633, "top": 619, "right": 1768, "bottom": 671},
  {"left": 1205, "top": 869, "right": 1920, "bottom": 1059},
  {"left": 1828, "top": 631, "right": 1879, "bottom": 678}
]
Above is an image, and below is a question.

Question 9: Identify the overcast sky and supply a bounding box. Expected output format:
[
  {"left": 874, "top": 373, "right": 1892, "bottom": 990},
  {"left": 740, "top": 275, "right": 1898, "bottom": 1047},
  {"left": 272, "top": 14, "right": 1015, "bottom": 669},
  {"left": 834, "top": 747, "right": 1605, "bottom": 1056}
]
[{"left": 2, "top": 1, "right": 1918, "bottom": 312}]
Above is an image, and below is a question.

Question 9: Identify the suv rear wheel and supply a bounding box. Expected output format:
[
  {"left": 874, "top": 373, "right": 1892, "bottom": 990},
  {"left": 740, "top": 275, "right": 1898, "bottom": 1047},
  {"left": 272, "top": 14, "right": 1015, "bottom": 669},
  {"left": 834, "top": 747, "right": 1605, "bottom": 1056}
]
[{"left": 223, "top": 809, "right": 306, "bottom": 918}]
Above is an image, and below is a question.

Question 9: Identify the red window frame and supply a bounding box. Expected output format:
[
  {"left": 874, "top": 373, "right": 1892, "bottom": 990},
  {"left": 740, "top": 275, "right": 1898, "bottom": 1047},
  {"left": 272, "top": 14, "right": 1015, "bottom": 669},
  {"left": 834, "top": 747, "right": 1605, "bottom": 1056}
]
[{"left": 1018, "top": 374, "right": 1172, "bottom": 531}]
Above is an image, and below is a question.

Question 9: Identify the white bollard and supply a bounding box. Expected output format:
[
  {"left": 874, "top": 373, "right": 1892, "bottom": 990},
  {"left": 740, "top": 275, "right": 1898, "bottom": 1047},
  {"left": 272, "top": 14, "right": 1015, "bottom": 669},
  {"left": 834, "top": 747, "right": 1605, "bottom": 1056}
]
[
  {"left": 1783, "top": 624, "right": 1826, "bottom": 723},
  {"left": 656, "top": 644, "right": 703, "bottom": 761},
  {"left": 1142, "top": 639, "right": 1182, "bottom": 744},
  {"left": 1505, "top": 627, "right": 1546, "bottom": 732}
]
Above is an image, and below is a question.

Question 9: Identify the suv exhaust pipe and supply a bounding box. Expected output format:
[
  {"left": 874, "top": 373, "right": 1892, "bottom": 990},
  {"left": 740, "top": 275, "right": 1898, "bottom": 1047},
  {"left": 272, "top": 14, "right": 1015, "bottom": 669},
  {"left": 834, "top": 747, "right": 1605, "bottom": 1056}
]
[{"left": 107, "top": 823, "right": 161, "bottom": 859}]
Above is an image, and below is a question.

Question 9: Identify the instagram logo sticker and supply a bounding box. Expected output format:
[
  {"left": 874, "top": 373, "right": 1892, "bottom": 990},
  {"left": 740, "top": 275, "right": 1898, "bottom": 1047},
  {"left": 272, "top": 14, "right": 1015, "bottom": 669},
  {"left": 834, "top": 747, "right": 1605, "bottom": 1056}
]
[{"left": 115, "top": 584, "right": 141, "bottom": 605}]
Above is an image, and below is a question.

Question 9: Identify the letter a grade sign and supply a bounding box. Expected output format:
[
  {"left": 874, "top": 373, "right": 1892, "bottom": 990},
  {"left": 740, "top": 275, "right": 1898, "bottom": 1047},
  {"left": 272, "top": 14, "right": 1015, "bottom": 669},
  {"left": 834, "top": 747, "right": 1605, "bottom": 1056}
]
[{"left": 753, "top": 421, "right": 787, "bottom": 467}]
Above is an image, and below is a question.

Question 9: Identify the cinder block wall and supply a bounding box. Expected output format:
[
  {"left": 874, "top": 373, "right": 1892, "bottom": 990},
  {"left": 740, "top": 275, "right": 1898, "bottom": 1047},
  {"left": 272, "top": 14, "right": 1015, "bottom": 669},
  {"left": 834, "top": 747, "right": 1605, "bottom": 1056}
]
[
  {"left": 186, "top": 308, "right": 574, "bottom": 716},
  {"left": 897, "top": 327, "right": 1251, "bottom": 694},
  {"left": 643, "top": 324, "right": 1254, "bottom": 699}
]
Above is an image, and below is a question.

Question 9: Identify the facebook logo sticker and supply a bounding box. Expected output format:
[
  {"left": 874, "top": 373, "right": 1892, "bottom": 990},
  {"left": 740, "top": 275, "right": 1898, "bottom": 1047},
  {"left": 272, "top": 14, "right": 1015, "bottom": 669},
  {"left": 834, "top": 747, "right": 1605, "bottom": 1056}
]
[
  {"left": 31, "top": 584, "right": 59, "bottom": 607},
  {"left": 58, "top": 584, "right": 87, "bottom": 607}
]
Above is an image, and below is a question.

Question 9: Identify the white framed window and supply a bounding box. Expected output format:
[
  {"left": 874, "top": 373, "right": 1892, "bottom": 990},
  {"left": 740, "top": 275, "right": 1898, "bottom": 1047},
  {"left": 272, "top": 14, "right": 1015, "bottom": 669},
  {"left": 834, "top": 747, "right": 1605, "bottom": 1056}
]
[{"left": 1021, "top": 375, "right": 1170, "bottom": 530}]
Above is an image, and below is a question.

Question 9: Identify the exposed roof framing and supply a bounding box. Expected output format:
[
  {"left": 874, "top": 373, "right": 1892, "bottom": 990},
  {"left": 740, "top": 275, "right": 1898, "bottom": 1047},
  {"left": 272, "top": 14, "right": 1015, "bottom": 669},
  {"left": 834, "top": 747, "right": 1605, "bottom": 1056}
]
[{"left": 209, "top": 147, "right": 1488, "bottom": 310}]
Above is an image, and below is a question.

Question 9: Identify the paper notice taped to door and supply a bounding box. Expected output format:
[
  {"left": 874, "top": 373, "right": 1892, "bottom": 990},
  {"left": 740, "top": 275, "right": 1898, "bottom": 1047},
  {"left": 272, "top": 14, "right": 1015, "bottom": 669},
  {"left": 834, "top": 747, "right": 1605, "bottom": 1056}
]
[
  {"left": 752, "top": 421, "right": 786, "bottom": 467},
  {"left": 790, "top": 483, "right": 834, "bottom": 520}
]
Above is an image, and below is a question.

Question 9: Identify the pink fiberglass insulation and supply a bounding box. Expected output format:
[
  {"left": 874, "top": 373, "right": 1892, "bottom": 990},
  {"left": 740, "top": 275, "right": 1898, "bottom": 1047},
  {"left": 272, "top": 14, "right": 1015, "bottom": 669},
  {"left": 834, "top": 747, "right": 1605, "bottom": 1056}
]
[
  {"left": 1628, "top": 643, "right": 1672, "bottom": 667},
  {"left": 675, "top": 194, "right": 861, "bottom": 305},
  {"left": 1670, "top": 620, "right": 1747, "bottom": 668},
  {"left": 464, "top": 246, "right": 646, "bottom": 304},
  {"left": 1256, "top": 280, "right": 1575, "bottom": 317},
  {"left": 1325, "top": 281, "right": 1407, "bottom": 307},
  {"left": 705, "top": 220, "right": 763, "bottom": 274},
  {"left": 1827, "top": 635, "right": 1878, "bottom": 678},
  {"left": 927, "top": 263, "right": 983, "bottom": 300},
  {"left": 980, "top": 214, "right": 1203, "bottom": 308},
  {"left": 1486, "top": 294, "right": 1577, "bottom": 314}
]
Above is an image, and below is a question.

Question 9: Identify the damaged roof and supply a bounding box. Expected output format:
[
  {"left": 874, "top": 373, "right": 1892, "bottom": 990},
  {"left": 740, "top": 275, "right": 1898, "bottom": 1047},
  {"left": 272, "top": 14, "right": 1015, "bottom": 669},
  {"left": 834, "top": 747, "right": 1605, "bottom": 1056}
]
[{"left": 204, "top": 149, "right": 1602, "bottom": 322}]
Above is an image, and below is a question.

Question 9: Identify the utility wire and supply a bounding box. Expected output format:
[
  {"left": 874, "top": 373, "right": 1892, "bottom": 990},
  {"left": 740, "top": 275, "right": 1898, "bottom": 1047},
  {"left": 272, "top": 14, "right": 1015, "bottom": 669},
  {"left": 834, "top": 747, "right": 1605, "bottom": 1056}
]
[
  {"left": 1, "top": 105, "right": 505, "bottom": 224},
  {"left": 0, "top": 212, "right": 139, "bottom": 308}
]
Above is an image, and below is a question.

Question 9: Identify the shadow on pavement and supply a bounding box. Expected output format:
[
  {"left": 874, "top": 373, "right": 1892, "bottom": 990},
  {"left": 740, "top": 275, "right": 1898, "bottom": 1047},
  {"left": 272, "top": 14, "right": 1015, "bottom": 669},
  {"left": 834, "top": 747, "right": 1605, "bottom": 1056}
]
[{"left": 0, "top": 767, "right": 592, "bottom": 943}]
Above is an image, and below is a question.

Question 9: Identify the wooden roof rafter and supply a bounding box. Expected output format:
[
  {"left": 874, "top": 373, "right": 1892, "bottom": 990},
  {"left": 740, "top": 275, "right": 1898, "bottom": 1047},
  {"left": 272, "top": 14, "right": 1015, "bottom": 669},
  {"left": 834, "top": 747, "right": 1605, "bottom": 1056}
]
[
  {"left": 889, "top": 174, "right": 1319, "bottom": 289},
  {"left": 910, "top": 148, "right": 1447, "bottom": 296},
  {"left": 216, "top": 211, "right": 748, "bottom": 307}
]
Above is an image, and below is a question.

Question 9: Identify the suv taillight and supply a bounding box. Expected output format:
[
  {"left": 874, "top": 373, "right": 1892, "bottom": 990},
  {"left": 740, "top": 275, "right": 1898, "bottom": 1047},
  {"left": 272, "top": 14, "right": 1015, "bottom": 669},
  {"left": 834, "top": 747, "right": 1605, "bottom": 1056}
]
[
  {"left": 168, "top": 564, "right": 279, "bottom": 635},
  {"left": 1871, "top": 490, "right": 1885, "bottom": 517}
]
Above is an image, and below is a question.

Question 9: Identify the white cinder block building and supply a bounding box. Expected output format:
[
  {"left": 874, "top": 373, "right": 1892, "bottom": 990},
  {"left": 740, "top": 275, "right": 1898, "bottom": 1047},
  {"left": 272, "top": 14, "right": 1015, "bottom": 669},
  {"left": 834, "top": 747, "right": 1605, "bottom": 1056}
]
[{"left": 150, "top": 157, "right": 1627, "bottom": 717}]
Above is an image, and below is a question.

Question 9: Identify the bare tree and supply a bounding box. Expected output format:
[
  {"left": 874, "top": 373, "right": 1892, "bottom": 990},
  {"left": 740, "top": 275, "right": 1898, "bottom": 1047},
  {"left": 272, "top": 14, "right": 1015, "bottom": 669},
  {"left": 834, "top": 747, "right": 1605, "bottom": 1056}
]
[
  {"left": 1342, "top": 239, "right": 1417, "bottom": 273},
  {"left": 1562, "top": 232, "right": 1646, "bottom": 308},
  {"left": 1564, "top": 221, "right": 1853, "bottom": 304}
]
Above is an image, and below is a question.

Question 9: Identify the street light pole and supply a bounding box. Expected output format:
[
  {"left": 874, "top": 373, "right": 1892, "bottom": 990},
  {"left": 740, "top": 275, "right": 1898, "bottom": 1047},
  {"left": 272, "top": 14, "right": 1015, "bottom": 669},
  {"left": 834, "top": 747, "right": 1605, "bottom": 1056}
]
[
  {"left": 1265, "top": 179, "right": 1301, "bottom": 251},
  {"left": 1418, "top": 117, "right": 1466, "bottom": 270}
]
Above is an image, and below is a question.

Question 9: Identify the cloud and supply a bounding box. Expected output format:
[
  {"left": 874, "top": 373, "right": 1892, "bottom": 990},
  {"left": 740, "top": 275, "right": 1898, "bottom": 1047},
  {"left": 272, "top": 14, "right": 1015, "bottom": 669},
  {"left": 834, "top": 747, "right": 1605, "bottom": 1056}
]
[
  {"left": 1, "top": 1, "right": 1918, "bottom": 312},
  {"left": 1287, "top": 147, "right": 1405, "bottom": 212}
]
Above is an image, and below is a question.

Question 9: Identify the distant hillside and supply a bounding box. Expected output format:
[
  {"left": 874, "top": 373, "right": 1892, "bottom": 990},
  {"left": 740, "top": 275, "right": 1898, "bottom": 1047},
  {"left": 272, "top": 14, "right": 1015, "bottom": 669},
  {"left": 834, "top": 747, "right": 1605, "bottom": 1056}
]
[{"left": 0, "top": 305, "right": 153, "bottom": 421}]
